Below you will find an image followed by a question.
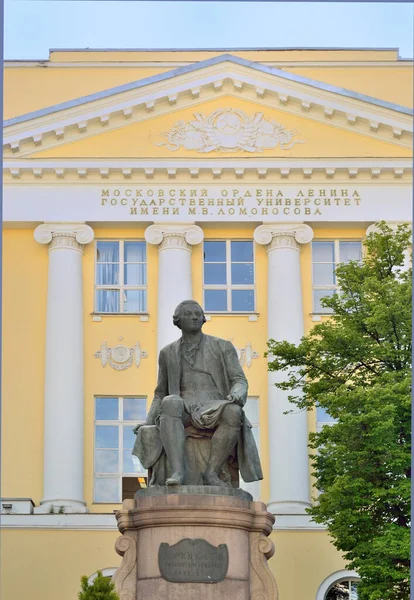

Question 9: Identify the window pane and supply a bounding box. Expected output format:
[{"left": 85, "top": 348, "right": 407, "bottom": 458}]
[
  {"left": 96, "top": 264, "right": 119, "bottom": 285},
  {"left": 123, "top": 426, "right": 137, "bottom": 450},
  {"left": 94, "top": 477, "right": 119, "bottom": 502},
  {"left": 326, "top": 581, "right": 351, "bottom": 600},
  {"left": 96, "top": 290, "right": 120, "bottom": 313},
  {"left": 232, "top": 290, "right": 254, "bottom": 312},
  {"left": 96, "top": 397, "right": 118, "bottom": 420},
  {"left": 340, "top": 242, "right": 362, "bottom": 263},
  {"left": 95, "top": 425, "right": 119, "bottom": 449},
  {"left": 204, "top": 241, "right": 226, "bottom": 262},
  {"left": 124, "top": 264, "right": 146, "bottom": 286},
  {"left": 313, "top": 263, "right": 335, "bottom": 285},
  {"left": 244, "top": 398, "right": 259, "bottom": 424},
  {"left": 314, "top": 289, "right": 334, "bottom": 313},
  {"left": 231, "top": 263, "right": 254, "bottom": 285},
  {"left": 97, "top": 241, "right": 119, "bottom": 263},
  {"left": 123, "top": 290, "right": 146, "bottom": 313},
  {"left": 123, "top": 451, "right": 144, "bottom": 473},
  {"left": 123, "top": 398, "right": 147, "bottom": 421},
  {"left": 204, "top": 263, "right": 227, "bottom": 284},
  {"left": 205, "top": 289, "right": 227, "bottom": 312},
  {"left": 316, "top": 405, "right": 334, "bottom": 422},
  {"left": 350, "top": 582, "right": 359, "bottom": 600},
  {"left": 124, "top": 241, "right": 146, "bottom": 262},
  {"left": 231, "top": 241, "right": 253, "bottom": 262},
  {"left": 95, "top": 450, "right": 118, "bottom": 473},
  {"left": 313, "top": 241, "right": 334, "bottom": 262}
]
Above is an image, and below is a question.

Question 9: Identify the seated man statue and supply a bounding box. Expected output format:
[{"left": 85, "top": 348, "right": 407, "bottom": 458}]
[{"left": 132, "top": 299, "right": 263, "bottom": 488}]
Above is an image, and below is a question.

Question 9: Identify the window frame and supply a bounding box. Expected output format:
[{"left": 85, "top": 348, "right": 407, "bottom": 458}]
[
  {"left": 93, "top": 395, "right": 147, "bottom": 504},
  {"left": 94, "top": 239, "right": 148, "bottom": 314},
  {"left": 316, "top": 570, "right": 360, "bottom": 600},
  {"left": 203, "top": 239, "right": 256, "bottom": 314},
  {"left": 311, "top": 239, "right": 362, "bottom": 314}
]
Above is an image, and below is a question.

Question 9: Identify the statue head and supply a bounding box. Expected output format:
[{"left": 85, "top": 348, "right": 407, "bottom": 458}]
[{"left": 173, "top": 300, "right": 206, "bottom": 333}]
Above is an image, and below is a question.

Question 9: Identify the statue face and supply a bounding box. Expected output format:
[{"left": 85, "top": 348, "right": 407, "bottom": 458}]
[{"left": 179, "top": 302, "right": 204, "bottom": 334}]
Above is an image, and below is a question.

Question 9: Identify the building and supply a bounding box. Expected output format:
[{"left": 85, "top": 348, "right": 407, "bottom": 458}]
[{"left": 1, "top": 47, "right": 412, "bottom": 600}]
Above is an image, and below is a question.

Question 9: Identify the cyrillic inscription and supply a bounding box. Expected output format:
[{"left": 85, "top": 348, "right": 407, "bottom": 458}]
[{"left": 158, "top": 538, "right": 229, "bottom": 583}]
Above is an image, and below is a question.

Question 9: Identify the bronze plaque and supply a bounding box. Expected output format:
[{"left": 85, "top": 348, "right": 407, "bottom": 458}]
[{"left": 158, "top": 538, "right": 228, "bottom": 583}]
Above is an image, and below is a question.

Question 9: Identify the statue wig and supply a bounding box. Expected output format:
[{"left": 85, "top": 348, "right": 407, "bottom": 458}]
[{"left": 173, "top": 300, "right": 206, "bottom": 329}]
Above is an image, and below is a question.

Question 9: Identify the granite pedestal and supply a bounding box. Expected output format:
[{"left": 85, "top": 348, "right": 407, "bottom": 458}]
[{"left": 113, "top": 486, "right": 278, "bottom": 600}]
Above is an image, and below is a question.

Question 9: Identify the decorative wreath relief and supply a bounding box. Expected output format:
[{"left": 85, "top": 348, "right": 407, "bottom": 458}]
[
  {"left": 158, "top": 109, "right": 304, "bottom": 153},
  {"left": 232, "top": 341, "right": 259, "bottom": 368},
  {"left": 95, "top": 342, "right": 148, "bottom": 371}
]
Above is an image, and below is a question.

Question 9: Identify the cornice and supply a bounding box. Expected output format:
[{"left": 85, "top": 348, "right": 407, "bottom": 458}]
[
  {"left": 5, "top": 61, "right": 413, "bottom": 68},
  {"left": 3, "top": 158, "right": 412, "bottom": 183},
  {"left": 3, "top": 58, "right": 412, "bottom": 157}
]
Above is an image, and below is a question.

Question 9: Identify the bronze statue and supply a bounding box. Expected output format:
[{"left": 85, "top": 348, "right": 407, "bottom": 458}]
[{"left": 132, "top": 300, "right": 262, "bottom": 488}]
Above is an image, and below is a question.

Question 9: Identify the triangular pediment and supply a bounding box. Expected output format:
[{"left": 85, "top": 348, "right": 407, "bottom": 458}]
[
  {"left": 29, "top": 96, "right": 412, "bottom": 160},
  {"left": 4, "top": 54, "right": 412, "bottom": 159}
]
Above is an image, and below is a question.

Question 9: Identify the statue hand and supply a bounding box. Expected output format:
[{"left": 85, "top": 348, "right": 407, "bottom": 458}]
[
  {"left": 227, "top": 392, "right": 245, "bottom": 407},
  {"left": 133, "top": 424, "right": 142, "bottom": 435}
]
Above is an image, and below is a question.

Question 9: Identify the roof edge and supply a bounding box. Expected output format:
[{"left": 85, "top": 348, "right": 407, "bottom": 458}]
[{"left": 4, "top": 53, "right": 413, "bottom": 129}]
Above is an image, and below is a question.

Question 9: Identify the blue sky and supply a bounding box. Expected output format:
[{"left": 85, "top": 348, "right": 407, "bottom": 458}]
[{"left": 5, "top": 1, "right": 414, "bottom": 60}]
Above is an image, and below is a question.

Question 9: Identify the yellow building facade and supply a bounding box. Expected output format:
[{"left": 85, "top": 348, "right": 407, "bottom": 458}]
[{"left": 1, "top": 48, "right": 412, "bottom": 600}]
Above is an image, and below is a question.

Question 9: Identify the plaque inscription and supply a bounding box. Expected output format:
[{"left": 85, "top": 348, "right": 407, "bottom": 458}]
[{"left": 158, "top": 538, "right": 229, "bottom": 583}]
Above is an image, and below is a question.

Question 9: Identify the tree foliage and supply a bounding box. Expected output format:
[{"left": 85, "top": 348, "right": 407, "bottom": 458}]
[
  {"left": 267, "top": 223, "right": 411, "bottom": 600},
  {"left": 78, "top": 571, "right": 119, "bottom": 600}
]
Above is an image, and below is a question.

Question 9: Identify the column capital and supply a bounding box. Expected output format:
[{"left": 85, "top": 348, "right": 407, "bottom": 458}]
[
  {"left": 254, "top": 223, "right": 313, "bottom": 252},
  {"left": 34, "top": 222, "right": 94, "bottom": 252},
  {"left": 145, "top": 223, "right": 204, "bottom": 252}
]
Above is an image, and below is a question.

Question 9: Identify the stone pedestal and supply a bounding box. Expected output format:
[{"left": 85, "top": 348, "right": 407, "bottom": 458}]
[{"left": 113, "top": 487, "right": 278, "bottom": 600}]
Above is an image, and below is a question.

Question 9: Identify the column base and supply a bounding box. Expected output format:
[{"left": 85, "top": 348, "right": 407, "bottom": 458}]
[
  {"left": 34, "top": 499, "right": 88, "bottom": 514},
  {"left": 267, "top": 500, "right": 312, "bottom": 516}
]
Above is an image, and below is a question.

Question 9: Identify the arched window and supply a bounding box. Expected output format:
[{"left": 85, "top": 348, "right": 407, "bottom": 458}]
[
  {"left": 316, "top": 570, "right": 360, "bottom": 600},
  {"left": 87, "top": 568, "right": 118, "bottom": 584}
]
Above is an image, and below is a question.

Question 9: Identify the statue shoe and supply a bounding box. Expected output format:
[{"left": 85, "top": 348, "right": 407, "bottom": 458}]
[
  {"left": 203, "top": 471, "right": 228, "bottom": 487},
  {"left": 165, "top": 472, "right": 184, "bottom": 485}
]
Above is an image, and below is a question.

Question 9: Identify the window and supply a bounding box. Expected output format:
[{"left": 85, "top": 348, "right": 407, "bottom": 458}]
[
  {"left": 88, "top": 568, "right": 117, "bottom": 584},
  {"left": 95, "top": 241, "right": 147, "bottom": 313},
  {"left": 325, "top": 580, "right": 359, "bottom": 600},
  {"left": 240, "top": 397, "right": 260, "bottom": 500},
  {"left": 316, "top": 405, "right": 337, "bottom": 432},
  {"left": 316, "top": 571, "right": 360, "bottom": 600},
  {"left": 312, "top": 241, "right": 362, "bottom": 313},
  {"left": 203, "top": 240, "right": 255, "bottom": 312},
  {"left": 94, "top": 396, "right": 147, "bottom": 503}
]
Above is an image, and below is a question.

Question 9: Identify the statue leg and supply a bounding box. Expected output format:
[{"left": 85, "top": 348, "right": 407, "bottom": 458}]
[
  {"left": 204, "top": 404, "right": 242, "bottom": 487},
  {"left": 159, "top": 395, "right": 186, "bottom": 485}
]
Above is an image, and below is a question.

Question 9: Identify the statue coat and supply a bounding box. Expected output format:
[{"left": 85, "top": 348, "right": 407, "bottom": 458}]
[{"left": 133, "top": 334, "right": 263, "bottom": 484}]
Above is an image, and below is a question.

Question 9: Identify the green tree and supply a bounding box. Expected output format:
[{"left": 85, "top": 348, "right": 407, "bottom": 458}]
[
  {"left": 267, "top": 223, "right": 411, "bottom": 600},
  {"left": 78, "top": 571, "right": 119, "bottom": 600}
]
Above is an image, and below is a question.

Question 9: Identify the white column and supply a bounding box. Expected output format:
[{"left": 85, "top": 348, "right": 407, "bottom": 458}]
[
  {"left": 254, "top": 223, "right": 313, "bottom": 515},
  {"left": 145, "top": 223, "right": 204, "bottom": 352},
  {"left": 34, "top": 223, "right": 94, "bottom": 513}
]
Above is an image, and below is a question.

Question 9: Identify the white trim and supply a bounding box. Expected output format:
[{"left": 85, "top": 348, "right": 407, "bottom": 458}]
[
  {"left": 88, "top": 568, "right": 118, "bottom": 583},
  {"left": 0, "top": 511, "right": 327, "bottom": 530},
  {"left": 4, "top": 159, "right": 413, "bottom": 183},
  {"left": 315, "top": 570, "right": 360, "bottom": 600},
  {"left": 0, "top": 513, "right": 119, "bottom": 529}
]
